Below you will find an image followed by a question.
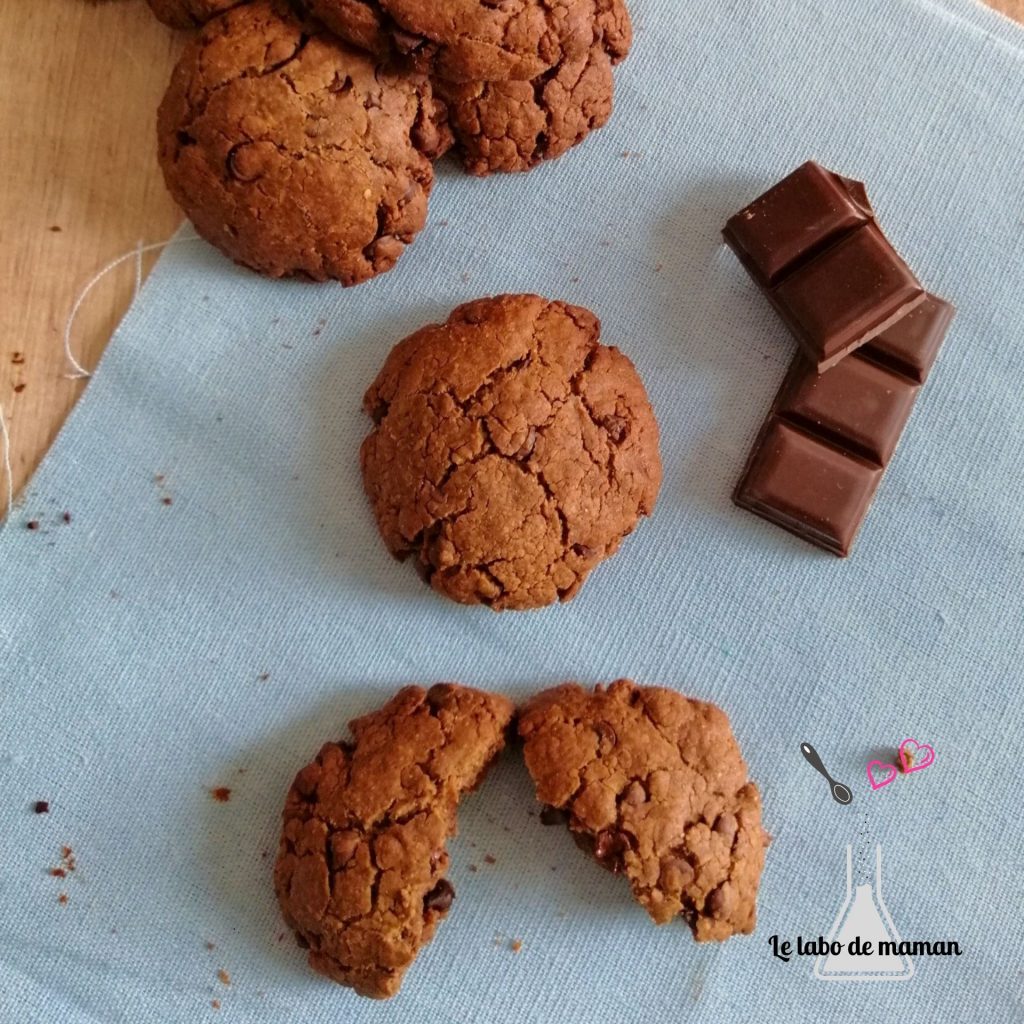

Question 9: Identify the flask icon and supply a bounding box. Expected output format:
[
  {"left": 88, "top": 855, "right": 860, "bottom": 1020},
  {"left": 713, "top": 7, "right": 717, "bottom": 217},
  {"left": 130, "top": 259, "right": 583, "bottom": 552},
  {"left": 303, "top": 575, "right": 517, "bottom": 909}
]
[{"left": 814, "top": 843, "right": 914, "bottom": 982}]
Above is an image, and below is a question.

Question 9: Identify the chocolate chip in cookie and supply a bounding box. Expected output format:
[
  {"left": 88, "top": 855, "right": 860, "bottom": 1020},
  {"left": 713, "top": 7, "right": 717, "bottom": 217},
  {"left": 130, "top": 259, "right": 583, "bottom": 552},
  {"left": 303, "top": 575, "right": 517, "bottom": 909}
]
[
  {"left": 306, "top": 0, "right": 602, "bottom": 83},
  {"left": 157, "top": 0, "right": 451, "bottom": 284},
  {"left": 274, "top": 684, "right": 514, "bottom": 998},
  {"left": 360, "top": 295, "right": 662, "bottom": 611},
  {"left": 519, "top": 680, "right": 768, "bottom": 941}
]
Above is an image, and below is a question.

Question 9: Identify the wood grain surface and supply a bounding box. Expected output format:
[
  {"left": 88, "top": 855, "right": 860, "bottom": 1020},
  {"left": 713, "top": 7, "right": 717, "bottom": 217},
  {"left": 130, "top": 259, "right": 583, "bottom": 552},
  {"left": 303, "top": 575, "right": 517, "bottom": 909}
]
[{"left": 1, "top": 0, "right": 1021, "bottom": 503}]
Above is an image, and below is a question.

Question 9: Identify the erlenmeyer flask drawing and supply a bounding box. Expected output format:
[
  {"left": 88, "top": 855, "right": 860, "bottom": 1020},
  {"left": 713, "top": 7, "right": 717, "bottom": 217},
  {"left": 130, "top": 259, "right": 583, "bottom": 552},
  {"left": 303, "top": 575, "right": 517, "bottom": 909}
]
[{"left": 814, "top": 843, "right": 914, "bottom": 982}]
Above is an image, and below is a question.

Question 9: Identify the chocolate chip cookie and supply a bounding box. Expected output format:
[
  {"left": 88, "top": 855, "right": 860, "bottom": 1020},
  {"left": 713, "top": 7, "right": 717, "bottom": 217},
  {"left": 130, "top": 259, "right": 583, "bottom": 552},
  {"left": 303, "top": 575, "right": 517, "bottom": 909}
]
[
  {"left": 306, "top": 0, "right": 600, "bottom": 83},
  {"left": 360, "top": 295, "right": 662, "bottom": 611},
  {"left": 519, "top": 680, "right": 768, "bottom": 940},
  {"left": 437, "top": 41, "right": 614, "bottom": 175},
  {"left": 146, "top": 0, "right": 246, "bottom": 29},
  {"left": 274, "top": 684, "right": 514, "bottom": 998},
  {"left": 157, "top": 0, "right": 450, "bottom": 283}
]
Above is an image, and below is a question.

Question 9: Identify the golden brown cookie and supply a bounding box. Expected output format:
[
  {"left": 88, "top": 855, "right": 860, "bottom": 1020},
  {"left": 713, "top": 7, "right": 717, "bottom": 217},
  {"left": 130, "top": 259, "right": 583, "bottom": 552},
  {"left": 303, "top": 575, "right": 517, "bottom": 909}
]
[
  {"left": 437, "top": 42, "right": 614, "bottom": 176},
  {"left": 146, "top": 0, "right": 245, "bottom": 29},
  {"left": 305, "top": 0, "right": 600, "bottom": 82},
  {"left": 519, "top": 680, "right": 768, "bottom": 940},
  {"left": 274, "top": 684, "right": 514, "bottom": 998},
  {"left": 360, "top": 295, "right": 662, "bottom": 611},
  {"left": 157, "top": 0, "right": 450, "bottom": 283}
]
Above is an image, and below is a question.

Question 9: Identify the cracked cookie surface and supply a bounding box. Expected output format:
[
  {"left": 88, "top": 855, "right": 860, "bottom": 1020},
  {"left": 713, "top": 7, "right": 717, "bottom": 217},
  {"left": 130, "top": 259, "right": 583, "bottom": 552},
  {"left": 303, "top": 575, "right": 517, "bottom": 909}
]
[
  {"left": 519, "top": 680, "right": 768, "bottom": 940},
  {"left": 157, "top": 0, "right": 450, "bottom": 283},
  {"left": 437, "top": 40, "right": 614, "bottom": 175},
  {"left": 306, "top": 0, "right": 601, "bottom": 83},
  {"left": 360, "top": 295, "right": 662, "bottom": 611},
  {"left": 274, "top": 684, "right": 514, "bottom": 998},
  {"left": 146, "top": 0, "right": 246, "bottom": 29}
]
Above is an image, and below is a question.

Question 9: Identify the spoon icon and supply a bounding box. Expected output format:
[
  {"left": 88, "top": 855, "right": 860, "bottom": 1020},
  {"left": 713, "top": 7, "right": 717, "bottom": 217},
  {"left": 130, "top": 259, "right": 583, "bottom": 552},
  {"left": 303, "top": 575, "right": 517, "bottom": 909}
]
[{"left": 800, "top": 742, "right": 853, "bottom": 805}]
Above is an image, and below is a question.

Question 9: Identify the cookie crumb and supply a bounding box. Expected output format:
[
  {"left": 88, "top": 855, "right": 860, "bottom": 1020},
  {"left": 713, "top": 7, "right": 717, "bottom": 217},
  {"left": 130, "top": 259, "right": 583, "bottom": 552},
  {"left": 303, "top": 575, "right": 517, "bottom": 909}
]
[
  {"left": 483, "top": 854, "right": 496, "bottom": 865},
  {"left": 257, "top": 672, "right": 270, "bottom": 682},
  {"left": 50, "top": 868, "right": 67, "bottom": 878},
  {"left": 468, "top": 864, "right": 478, "bottom": 872},
  {"left": 211, "top": 999, "right": 221, "bottom": 1010},
  {"left": 26, "top": 520, "right": 39, "bottom": 531},
  {"left": 58, "top": 893, "right": 68, "bottom": 905},
  {"left": 161, "top": 497, "right": 173, "bottom": 506},
  {"left": 217, "top": 969, "right": 231, "bottom": 986},
  {"left": 510, "top": 939, "right": 523, "bottom": 953},
  {"left": 62, "top": 512, "right": 72, "bottom": 524},
  {"left": 897, "top": 748, "right": 914, "bottom": 774},
  {"left": 205, "top": 941, "right": 216, "bottom": 950},
  {"left": 210, "top": 787, "right": 232, "bottom": 803},
  {"left": 13, "top": 383, "right": 25, "bottom": 394},
  {"left": 34, "top": 800, "right": 50, "bottom": 814}
]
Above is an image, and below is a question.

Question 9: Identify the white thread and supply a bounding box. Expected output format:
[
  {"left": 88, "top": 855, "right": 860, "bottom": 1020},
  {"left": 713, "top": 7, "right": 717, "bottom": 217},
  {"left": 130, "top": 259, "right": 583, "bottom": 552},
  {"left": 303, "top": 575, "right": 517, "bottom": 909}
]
[
  {"left": 0, "top": 401, "right": 12, "bottom": 527},
  {"left": 63, "top": 233, "right": 201, "bottom": 380}
]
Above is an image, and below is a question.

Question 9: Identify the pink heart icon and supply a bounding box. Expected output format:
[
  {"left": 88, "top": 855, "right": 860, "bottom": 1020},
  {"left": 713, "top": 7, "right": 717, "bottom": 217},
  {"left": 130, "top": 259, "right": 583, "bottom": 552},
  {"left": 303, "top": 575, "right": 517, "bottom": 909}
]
[
  {"left": 899, "top": 737, "right": 935, "bottom": 774},
  {"left": 867, "top": 760, "right": 899, "bottom": 790}
]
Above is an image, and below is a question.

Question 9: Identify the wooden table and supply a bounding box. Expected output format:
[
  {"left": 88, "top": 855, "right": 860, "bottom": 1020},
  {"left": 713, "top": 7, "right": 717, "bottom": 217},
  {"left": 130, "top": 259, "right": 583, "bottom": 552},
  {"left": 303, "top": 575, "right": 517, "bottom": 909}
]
[{"left": 2, "top": 0, "right": 1021, "bottom": 501}]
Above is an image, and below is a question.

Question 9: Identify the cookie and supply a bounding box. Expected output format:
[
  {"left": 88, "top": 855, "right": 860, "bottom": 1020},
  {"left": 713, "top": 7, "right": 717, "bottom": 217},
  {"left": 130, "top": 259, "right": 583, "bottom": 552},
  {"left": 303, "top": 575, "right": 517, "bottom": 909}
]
[
  {"left": 274, "top": 684, "right": 514, "bottom": 998},
  {"left": 519, "top": 680, "right": 768, "bottom": 940},
  {"left": 360, "top": 295, "right": 662, "bottom": 611},
  {"left": 437, "top": 42, "right": 614, "bottom": 175},
  {"left": 157, "top": 0, "right": 450, "bottom": 284},
  {"left": 305, "top": 0, "right": 600, "bottom": 83},
  {"left": 146, "top": 0, "right": 245, "bottom": 29}
]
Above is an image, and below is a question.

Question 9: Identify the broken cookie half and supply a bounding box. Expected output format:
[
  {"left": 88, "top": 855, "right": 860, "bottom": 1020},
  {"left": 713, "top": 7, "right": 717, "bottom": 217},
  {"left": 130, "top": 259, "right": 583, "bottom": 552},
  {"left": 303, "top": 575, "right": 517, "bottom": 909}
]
[
  {"left": 274, "top": 684, "right": 514, "bottom": 998},
  {"left": 519, "top": 679, "right": 768, "bottom": 941}
]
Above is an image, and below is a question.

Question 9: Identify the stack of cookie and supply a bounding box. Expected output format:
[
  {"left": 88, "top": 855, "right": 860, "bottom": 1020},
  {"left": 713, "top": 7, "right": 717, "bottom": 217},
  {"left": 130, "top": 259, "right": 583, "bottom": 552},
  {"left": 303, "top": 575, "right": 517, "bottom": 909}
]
[{"left": 150, "top": 0, "right": 632, "bottom": 284}]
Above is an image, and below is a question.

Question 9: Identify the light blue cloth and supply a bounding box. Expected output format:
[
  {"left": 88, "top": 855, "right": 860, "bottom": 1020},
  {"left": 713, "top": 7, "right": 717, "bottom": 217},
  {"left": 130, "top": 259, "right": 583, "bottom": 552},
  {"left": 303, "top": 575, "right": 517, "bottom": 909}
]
[{"left": 2, "top": 0, "right": 1023, "bottom": 1020}]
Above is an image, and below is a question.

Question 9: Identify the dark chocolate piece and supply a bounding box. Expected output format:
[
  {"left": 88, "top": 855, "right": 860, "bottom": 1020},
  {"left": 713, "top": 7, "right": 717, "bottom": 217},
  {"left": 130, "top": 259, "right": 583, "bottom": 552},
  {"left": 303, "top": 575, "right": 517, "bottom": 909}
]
[
  {"left": 734, "top": 293, "right": 954, "bottom": 556},
  {"left": 724, "top": 162, "right": 926, "bottom": 372}
]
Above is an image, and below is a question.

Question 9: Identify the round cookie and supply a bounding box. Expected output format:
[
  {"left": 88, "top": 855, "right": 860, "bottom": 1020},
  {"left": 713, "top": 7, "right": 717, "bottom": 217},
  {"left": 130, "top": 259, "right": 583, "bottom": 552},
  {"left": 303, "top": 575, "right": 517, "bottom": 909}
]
[
  {"left": 157, "top": 0, "right": 451, "bottom": 284},
  {"left": 360, "top": 295, "right": 662, "bottom": 611},
  {"left": 274, "top": 684, "right": 514, "bottom": 998},
  {"left": 146, "top": 0, "right": 246, "bottom": 29},
  {"left": 437, "top": 42, "right": 614, "bottom": 175},
  {"left": 519, "top": 680, "right": 768, "bottom": 941},
  {"left": 305, "top": 0, "right": 600, "bottom": 83}
]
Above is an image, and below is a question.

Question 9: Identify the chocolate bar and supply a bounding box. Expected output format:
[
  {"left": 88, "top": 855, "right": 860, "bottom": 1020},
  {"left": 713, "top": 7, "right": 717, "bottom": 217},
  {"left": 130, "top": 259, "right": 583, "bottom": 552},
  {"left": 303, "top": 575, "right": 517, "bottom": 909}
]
[
  {"left": 734, "top": 295, "right": 955, "bottom": 556},
  {"left": 723, "top": 162, "right": 926, "bottom": 372}
]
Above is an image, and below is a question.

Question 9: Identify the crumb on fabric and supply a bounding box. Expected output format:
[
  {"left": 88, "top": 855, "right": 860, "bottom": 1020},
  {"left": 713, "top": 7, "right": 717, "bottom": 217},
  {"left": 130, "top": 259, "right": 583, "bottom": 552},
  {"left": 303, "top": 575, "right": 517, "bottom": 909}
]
[
  {"left": 257, "top": 672, "right": 270, "bottom": 682},
  {"left": 511, "top": 939, "right": 523, "bottom": 953},
  {"left": 161, "top": 497, "right": 173, "bottom": 506},
  {"left": 468, "top": 864, "right": 478, "bottom": 872},
  {"left": 62, "top": 512, "right": 72, "bottom": 524},
  {"left": 34, "top": 801, "right": 50, "bottom": 814},
  {"left": 60, "top": 846, "right": 77, "bottom": 872},
  {"left": 26, "top": 520, "right": 39, "bottom": 531},
  {"left": 13, "top": 383, "right": 25, "bottom": 393},
  {"left": 51, "top": 868, "right": 66, "bottom": 878},
  {"left": 154, "top": 474, "right": 165, "bottom": 484},
  {"left": 898, "top": 748, "right": 914, "bottom": 774},
  {"left": 58, "top": 893, "right": 68, "bottom": 905},
  {"left": 211, "top": 999, "right": 221, "bottom": 1010},
  {"left": 210, "top": 787, "right": 232, "bottom": 803},
  {"left": 217, "top": 969, "right": 231, "bottom": 986},
  {"left": 205, "top": 941, "right": 216, "bottom": 950},
  {"left": 483, "top": 854, "right": 496, "bottom": 865}
]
